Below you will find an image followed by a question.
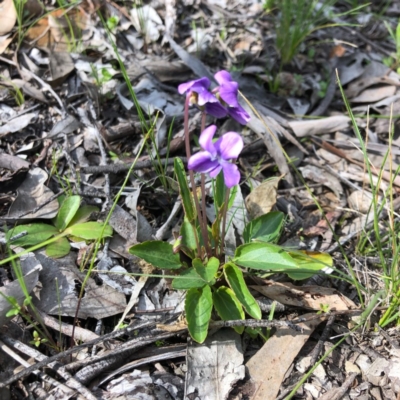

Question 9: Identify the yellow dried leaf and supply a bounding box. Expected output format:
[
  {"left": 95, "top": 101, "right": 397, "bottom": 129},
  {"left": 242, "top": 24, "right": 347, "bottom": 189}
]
[
  {"left": 0, "top": 0, "right": 17, "bottom": 36},
  {"left": 245, "top": 176, "right": 282, "bottom": 219}
]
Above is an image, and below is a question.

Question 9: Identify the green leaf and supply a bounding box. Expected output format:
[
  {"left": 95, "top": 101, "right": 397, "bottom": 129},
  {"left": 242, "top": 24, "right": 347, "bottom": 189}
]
[
  {"left": 54, "top": 195, "right": 81, "bottom": 231},
  {"left": 57, "top": 194, "right": 66, "bottom": 206},
  {"left": 180, "top": 217, "right": 197, "bottom": 252},
  {"left": 214, "top": 171, "right": 226, "bottom": 210},
  {"left": 243, "top": 211, "right": 284, "bottom": 244},
  {"left": 227, "top": 185, "right": 238, "bottom": 209},
  {"left": 193, "top": 257, "right": 219, "bottom": 284},
  {"left": 65, "top": 222, "right": 113, "bottom": 240},
  {"left": 129, "top": 241, "right": 182, "bottom": 269},
  {"left": 172, "top": 268, "right": 206, "bottom": 289},
  {"left": 185, "top": 286, "right": 213, "bottom": 343},
  {"left": 213, "top": 286, "right": 245, "bottom": 334},
  {"left": 287, "top": 250, "right": 332, "bottom": 280},
  {"left": 69, "top": 205, "right": 99, "bottom": 226},
  {"left": 234, "top": 242, "right": 297, "bottom": 271},
  {"left": 46, "top": 237, "right": 70, "bottom": 258},
  {"left": 6, "top": 308, "right": 20, "bottom": 317},
  {"left": 224, "top": 262, "right": 261, "bottom": 319},
  {"left": 396, "top": 21, "right": 400, "bottom": 54},
  {"left": 245, "top": 326, "right": 261, "bottom": 339},
  {"left": 6, "top": 223, "right": 58, "bottom": 246},
  {"left": 174, "top": 158, "right": 196, "bottom": 222}
]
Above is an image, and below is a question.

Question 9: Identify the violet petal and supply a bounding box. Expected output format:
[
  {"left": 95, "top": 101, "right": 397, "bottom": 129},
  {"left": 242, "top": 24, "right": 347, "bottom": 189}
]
[
  {"left": 228, "top": 106, "right": 251, "bottom": 125},
  {"left": 199, "top": 125, "right": 217, "bottom": 155},
  {"left": 188, "top": 151, "right": 219, "bottom": 173},
  {"left": 209, "top": 164, "right": 223, "bottom": 178},
  {"left": 215, "top": 70, "right": 232, "bottom": 85},
  {"left": 178, "top": 77, "right": 210, "bottom": 95},
  {"left": 219, "top": 81, "right": 240, "bottom": 107},
  {"left": 205, "top": 102, "right": 228, "bottom": 118},
  {"left": 215, "top": 132, "right": 243, "bottom": 160},
  {"left": 197, "top": 90, "right": 218, "bottom": 106},
  {"left": 221, "top": 161, "right": 241, "bottom": 188}
]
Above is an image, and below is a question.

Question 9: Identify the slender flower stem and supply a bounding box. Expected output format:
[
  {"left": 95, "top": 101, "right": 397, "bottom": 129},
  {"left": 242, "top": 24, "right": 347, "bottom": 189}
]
[
  {"left": 183, "top": 95, "right": 192, "bottom": 162},
  {"left": 200, "top": 173, "right": 209, "bottom": 254},
  {"left": 184, "top": 95, "right": 210, "bottom": 258},
  {"left": 220, "top": 187, "right": 230, "bottom": 257},
  {"left": 199, "top": 112, "right": 210, "bottom": 257},
  {"left": 200, "top": 110, "right": 207, "bottom": 132}
]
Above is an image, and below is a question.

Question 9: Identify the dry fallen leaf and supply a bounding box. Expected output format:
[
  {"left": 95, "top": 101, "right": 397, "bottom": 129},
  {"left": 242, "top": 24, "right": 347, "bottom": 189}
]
[
  {"left": 7, "top": 168, "right": 59, "bottom": 219},
  {"left": 251, "top": 280, "right": 356, "bottom": 311},
  {"left": 0, "top": 113, "right": 38, "bottom": 137},
  {"left": 350, "top": 85, "right": 396, "bottom": 103},
  {"left": 33, "top": 250, "right": 126, "bottom": 319},
  {"left": 0, "top": 35, "right": 13, "bottom": 54},
  {"left": 185, "top": 329, "right": 245, "bottom": 399},
  {"left": 303, "top": 210, "right": 342, "bottom": 237},
  {"left": 246, "top": 313, "right": 324, "bottom": 400},
  {"left": 157, "top": 319, "right": 188, "bottom": 332},
  {"left": 348, "top": 190, "right": 373, "bottom": 214},
  {"left": 288, "top": 115, "right": 351, "bottom": 137},
  {"left": 25, "top": 8, "right": 88, "bottom": 51},
  {"left": 299, "top": 164, "right": 343, "bottom": 198},
  {"left": 245, "top": 176, "right": 282, "bottom": 219},
  {"left": 0, "top": 0, "right": 17, "bottom": 36}
]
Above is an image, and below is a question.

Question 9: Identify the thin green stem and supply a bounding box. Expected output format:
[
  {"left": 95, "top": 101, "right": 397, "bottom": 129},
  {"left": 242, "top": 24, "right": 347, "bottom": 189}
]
[
  {"left": 220, "top": 188, "right": 230, "bottom": 256},
  {"left": 199, "top": 112, "right": 209, "bottom": 257},
  {"left": 0, "top": 232, "right": 68, "bottom": 266},
  {"left": 184, "top": 95, "right": 210, "bottom": 258}
]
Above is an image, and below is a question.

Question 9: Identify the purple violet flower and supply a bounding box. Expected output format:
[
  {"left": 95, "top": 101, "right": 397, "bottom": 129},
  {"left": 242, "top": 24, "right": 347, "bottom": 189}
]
[
  {"left": 214, "top": 70, "right": 250, "bottom": 125},
  {"left": 178, "top": 77, "right": 227, "bottom": 118},
  {"left": 188, "top": 125, "right": 243, "bottom": 188}
]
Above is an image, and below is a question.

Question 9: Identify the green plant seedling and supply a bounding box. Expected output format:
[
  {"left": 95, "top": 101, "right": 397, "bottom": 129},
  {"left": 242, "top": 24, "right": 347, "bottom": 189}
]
[
  {"left": 384, "top": 20, "right": 400, "bottom": 74},
  {"left": 3, "top": 295, "right": 29, "bottom": 318},
  {"left": 317, "top": 304, "right": 331, "bottom": 314},
  {"left": 0, "top": 79, "right": 25, "bottom": 106},
  {"left": 106, "top": 15, "right": 119, "bottom": 31},
  {"left": 30, "top": 330, "right": 49, "bottom": 348},
  {"left": 3, "top": 195, "right": 112, "bottom": 264}
]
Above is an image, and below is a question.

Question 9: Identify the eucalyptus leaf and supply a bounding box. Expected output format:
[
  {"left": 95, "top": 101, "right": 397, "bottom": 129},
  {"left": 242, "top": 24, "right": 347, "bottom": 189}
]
[
  {"left": 172, "top": 268, "right": 206, "bottom": 289},
  {"left": 243, "top": 211, "right": 284, "bottom": 244},
  {"left": 224, "top": 262, "right": 261, "bottom": 319},
  {"left": 193, "top": 257, "right": 219, "bottom": 284},
  {"left": 65, "top": 222, "right": 113, "bottom": 240},
  {"left": 46, "top": 237, "right": 70, "bottom": 258},
  {"left": 234, "top": 242, "right": 297, "bottom": 270},
  {"left": 129, "top": 241, "right": 182, "bottom": 269},
  {"left": 6, "top": 223, "right": 58, "bottom": 246},
  {"left": 213, "top": 286, "right": 245, "bottom": 334},
  {"left": 175, "top": 158, "right": 196, "bottom": 222},
  {"left": 186, "top": 286, "right": 213, "bottom": 343},
  {"left": 54, "top": 195, "right": 80, "bottom": 231}
]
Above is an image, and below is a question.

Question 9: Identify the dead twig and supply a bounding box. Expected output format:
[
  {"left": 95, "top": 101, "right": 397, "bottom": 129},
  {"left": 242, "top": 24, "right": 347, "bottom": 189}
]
[
  {"left": 308, "top": 314, "right": 336, "bottom": 366},
  {"left": 0, "top": 320, "right": 155, "bottom": 388},
  {"left": 318, "top": 372, "right": 358, "bottom": 400},
  {"left": 70, "top": 330, "right": 187, "bottom": 384},
  {"left": 0, "top": 336, "right": 97, "bottom": 400},
  {"left": 79, "top": 157, "right": 186, "bottom": 175}
]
